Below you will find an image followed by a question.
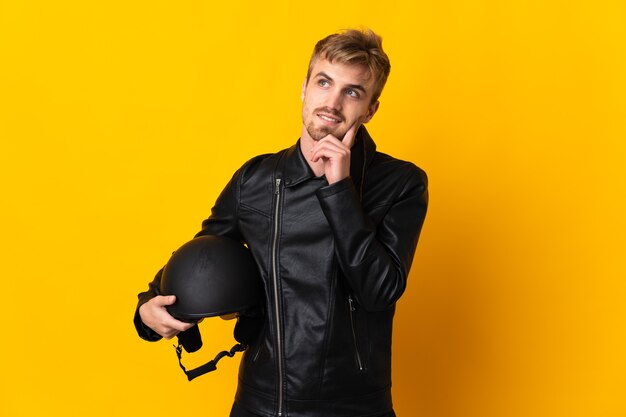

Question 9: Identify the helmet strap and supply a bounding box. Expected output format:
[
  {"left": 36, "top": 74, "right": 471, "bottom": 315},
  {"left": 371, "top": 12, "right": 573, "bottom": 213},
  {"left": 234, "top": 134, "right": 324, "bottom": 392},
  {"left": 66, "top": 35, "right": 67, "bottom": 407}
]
[{"left": 174, "top": 343, "right": 247, "bottom": 381}]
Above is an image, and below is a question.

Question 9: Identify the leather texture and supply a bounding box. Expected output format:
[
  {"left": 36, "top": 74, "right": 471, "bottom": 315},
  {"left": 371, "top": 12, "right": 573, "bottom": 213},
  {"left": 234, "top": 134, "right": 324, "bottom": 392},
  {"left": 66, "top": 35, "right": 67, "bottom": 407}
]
[{"left": 135, "top": 126, "right": 428, "bottom": 417}]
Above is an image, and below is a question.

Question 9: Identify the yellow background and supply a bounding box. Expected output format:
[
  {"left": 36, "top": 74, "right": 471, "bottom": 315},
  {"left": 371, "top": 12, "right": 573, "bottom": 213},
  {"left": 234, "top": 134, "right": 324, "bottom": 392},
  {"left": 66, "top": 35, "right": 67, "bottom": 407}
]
[{"left": 1, "top": 1, "right": 625, "bottom": 416}]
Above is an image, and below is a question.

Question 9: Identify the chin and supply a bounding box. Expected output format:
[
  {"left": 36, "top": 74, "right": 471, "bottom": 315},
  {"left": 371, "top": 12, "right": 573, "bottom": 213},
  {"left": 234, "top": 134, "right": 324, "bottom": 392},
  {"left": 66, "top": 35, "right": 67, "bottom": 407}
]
[{"left": 306, "top": 125, "right": 335, "bottom": 141}]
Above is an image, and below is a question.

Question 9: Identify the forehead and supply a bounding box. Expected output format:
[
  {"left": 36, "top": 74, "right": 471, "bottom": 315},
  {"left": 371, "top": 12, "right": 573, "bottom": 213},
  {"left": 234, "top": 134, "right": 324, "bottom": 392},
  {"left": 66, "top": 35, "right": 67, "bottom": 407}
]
[{"left": 310, "top": 59, "right": 375, "bottom": 90}]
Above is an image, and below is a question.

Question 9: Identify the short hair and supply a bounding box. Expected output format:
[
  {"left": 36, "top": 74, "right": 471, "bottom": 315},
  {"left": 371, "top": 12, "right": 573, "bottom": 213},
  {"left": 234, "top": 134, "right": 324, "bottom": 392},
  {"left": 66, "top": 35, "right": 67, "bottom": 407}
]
[{"left": 306, "top": 28, "right": 391, "bottom": 103}]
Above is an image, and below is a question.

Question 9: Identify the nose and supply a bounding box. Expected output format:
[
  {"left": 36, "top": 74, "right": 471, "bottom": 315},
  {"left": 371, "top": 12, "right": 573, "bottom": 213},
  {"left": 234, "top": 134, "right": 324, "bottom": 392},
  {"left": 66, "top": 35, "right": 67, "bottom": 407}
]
[{"left": 326, "top": 88, "right": 343, "bottom": 112}]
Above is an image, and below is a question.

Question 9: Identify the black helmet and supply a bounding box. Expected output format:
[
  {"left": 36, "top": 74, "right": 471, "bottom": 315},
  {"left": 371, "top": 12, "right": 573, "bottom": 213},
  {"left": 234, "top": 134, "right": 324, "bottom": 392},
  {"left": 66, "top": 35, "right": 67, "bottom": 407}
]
[
  {"left": 159, "top": 234, "right": 264, "bottom": 381},
  {"left": 161, "top": 234, "right": 262, "bottom": 321}
]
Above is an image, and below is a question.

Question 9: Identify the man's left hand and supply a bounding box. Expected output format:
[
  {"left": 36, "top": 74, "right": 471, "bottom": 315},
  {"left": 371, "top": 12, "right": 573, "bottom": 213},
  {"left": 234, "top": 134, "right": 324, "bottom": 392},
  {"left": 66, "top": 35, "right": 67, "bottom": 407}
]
[{"left": 310, "top": 123, "right": 359, "bottom": 185}]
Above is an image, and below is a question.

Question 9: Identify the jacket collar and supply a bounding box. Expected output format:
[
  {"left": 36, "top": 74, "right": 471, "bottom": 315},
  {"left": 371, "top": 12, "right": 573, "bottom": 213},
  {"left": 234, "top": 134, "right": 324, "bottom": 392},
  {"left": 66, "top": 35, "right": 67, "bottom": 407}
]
[{"left": 282, "top": 125, "right": 377, "bottom": 188}]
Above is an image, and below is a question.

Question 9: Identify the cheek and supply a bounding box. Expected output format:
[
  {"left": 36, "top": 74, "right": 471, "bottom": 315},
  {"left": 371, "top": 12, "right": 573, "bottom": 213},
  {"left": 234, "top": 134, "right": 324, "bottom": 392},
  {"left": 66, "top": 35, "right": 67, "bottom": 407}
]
[
  {"left": 348, "top": 105, "right": 370, "bottom": 120},
  {"left": 304, "top": 99, "right": 321, "bottom": 116}
]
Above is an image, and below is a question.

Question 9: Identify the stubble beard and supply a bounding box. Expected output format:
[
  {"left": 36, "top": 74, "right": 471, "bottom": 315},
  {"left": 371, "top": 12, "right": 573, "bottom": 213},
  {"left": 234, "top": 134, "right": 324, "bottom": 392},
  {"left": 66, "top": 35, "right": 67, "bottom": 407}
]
[
  {"left": 305, "top": 122, "right": 334, "bottom": 141},
  {"left": 303, "top": 107, "right": 345, "bottom": 141}
]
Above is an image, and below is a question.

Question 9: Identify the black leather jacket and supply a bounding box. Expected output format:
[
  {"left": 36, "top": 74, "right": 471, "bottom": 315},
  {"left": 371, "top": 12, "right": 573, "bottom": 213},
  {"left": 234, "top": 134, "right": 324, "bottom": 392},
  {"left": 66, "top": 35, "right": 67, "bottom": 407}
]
[{"left": 135, "top": 127, "right": 428, "bottom": 417}]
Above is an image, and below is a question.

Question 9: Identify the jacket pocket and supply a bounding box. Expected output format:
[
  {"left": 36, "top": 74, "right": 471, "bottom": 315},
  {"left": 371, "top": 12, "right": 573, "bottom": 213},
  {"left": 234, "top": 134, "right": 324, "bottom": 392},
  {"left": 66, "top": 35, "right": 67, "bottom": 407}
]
[
  {"left": 241, "top": 318, "right": 266, "bottom": 364},
  {"left": 348, "top": 294, "right": 366, "bottom": 372}
]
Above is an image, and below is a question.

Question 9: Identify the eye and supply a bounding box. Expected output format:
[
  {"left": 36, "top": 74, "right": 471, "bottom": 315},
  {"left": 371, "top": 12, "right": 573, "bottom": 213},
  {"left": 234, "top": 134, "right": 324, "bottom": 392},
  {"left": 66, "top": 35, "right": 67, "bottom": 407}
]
[
  {"left": 318, "top": 79, "right": 330, "bottom": 87},
  {"left": 346, "top": 88, "right": 360, "bottom": 98}
]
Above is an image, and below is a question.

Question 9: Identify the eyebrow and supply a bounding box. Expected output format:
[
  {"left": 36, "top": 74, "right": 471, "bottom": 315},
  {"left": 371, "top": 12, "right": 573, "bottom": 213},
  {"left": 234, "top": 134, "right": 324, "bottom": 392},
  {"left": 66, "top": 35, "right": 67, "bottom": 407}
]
[{"left": 314, "top": 71, "right": 367, "bottom": 94}]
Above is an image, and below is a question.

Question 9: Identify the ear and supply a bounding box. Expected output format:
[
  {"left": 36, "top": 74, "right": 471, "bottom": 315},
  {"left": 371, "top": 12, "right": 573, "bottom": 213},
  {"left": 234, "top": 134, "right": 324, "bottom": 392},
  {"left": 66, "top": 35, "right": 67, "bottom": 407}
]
[
  {"left": 301, "top": 77, "right": 308, "bottom": 101},
  {"left": 363, "top": 100, "right": 380, "bottom": 123}
]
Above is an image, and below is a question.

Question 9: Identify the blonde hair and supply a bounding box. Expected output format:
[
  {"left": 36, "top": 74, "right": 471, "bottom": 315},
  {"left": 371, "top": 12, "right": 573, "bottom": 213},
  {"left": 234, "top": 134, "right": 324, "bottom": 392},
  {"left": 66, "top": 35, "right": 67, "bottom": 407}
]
[{"left": 306, "top": 28, "right": 391, "bottom": 103}]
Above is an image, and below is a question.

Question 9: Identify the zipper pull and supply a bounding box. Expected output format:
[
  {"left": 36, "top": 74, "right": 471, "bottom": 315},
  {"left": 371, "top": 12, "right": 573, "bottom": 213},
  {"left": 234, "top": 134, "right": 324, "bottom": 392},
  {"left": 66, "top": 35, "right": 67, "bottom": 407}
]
[
  {"left": 275, "top": 178, "right": 281, "bottom": 194},
  {"left": 348, "top": 295, "right": 356, "bottom": 311}
]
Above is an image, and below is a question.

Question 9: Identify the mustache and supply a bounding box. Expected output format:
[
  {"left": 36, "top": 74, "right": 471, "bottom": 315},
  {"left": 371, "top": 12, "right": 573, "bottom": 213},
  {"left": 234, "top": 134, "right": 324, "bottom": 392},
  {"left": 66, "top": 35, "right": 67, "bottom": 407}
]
[{"left": 315, "top": 107, "right": 344, "bottom": 121}]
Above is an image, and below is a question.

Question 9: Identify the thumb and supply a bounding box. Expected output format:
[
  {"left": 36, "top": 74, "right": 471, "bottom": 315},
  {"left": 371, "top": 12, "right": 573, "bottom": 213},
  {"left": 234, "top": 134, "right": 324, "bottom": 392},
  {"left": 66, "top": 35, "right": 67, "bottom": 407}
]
[{"left": 158, "top": 294, "right": 176, "bottom": 306}]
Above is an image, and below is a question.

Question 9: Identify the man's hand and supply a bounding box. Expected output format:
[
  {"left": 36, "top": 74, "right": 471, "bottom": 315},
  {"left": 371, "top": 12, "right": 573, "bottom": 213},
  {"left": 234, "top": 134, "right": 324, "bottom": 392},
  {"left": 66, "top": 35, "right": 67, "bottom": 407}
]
[
  {"left": 138, "top": 295, "right": 195, "bottom": 339},
  {"left": 310, "top": 123, "right": 359, "bottom": 185}
]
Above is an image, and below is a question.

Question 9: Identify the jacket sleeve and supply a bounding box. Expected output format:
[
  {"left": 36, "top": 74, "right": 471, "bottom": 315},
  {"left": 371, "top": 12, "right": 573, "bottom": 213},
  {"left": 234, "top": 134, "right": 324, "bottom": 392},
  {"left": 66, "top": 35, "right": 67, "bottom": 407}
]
[
  {"left": 316, "top": 164, "right": 428, "bottom": 312},
  {"left": 133, "top": 160, "right": 250, "bottom": 341}
]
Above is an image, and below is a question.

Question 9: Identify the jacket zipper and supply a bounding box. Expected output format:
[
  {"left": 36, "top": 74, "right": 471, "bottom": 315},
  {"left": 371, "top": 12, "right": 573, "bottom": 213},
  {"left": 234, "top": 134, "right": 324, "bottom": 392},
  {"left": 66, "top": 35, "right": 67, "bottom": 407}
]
[
  {"left": 348, "top": 294, "right": 364, "bottom": 371},
  {"left": 272, "top": 178, "right": 285, "bottom": 416}
]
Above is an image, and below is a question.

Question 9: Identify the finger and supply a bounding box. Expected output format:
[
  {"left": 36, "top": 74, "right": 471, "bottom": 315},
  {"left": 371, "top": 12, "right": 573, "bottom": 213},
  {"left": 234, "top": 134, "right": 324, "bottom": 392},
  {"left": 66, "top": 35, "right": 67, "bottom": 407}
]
[
  {"left": 174, "top": 320, "right": 195, "bottom": 332},
  {"left": 311, "top": 139, "right": 348, "bottom": 159},
  {"left": 163, "top": 315, "right": 195, "bottom": 333},
  {"left": 341, "top": 122, "right": 360, "bottom": 149},
  {"left": 311, "top": 147, "right": 349, "bottom": 163},
  {"left": 312, "top": 139, "right": 346, "bottom": 154},
  {"left": 153, "top": 295, "right": 176, "bottom": 306},
  {"left": 164, "top": 323, "right": 193, "bottom": 340},
  {"left": 163, "top": 331, "right": 179, "bottom": 340}
]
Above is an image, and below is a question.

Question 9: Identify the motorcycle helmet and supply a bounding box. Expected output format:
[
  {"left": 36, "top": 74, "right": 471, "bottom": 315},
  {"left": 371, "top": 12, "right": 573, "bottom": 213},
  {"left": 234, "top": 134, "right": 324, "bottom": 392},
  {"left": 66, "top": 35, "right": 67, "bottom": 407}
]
[{"left": 159, "top": 234, "right": 264, "bottom": 381}]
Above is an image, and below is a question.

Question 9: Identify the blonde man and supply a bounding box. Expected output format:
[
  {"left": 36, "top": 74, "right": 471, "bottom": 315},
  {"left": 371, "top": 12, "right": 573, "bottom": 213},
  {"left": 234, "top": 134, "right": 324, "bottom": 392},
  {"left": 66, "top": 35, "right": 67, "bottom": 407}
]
[{"left": 136, "top": 28, "right": 428, "bottom": 417}]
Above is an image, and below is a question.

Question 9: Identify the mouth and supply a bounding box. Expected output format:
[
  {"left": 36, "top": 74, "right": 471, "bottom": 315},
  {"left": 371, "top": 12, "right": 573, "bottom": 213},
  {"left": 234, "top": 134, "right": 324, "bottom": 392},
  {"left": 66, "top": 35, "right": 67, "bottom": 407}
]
[{"left": 317, "top": 113, "right": 342, "bottom": 124}]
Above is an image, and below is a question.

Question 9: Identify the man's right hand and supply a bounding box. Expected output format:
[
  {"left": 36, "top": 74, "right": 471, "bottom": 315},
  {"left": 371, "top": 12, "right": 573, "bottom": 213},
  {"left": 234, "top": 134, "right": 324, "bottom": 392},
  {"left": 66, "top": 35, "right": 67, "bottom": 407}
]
[{"left": 138, "top": 295, "right": 195, "bottom": 339}]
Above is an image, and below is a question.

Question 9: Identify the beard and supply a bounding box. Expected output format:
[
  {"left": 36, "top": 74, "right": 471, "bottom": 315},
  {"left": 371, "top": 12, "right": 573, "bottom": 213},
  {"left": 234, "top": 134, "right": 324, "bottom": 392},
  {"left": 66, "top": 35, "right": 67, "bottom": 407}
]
[
  {"left": 303, "top": 107, "right": 345, "bottom": 141},
  {"left": 305, "top": 122, "right": 335, "bottom": 141}
]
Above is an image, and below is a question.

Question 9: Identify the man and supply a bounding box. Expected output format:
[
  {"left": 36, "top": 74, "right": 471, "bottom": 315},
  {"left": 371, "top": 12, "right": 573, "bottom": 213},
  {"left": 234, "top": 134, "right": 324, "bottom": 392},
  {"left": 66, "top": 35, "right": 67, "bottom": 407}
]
[{"left": 134, "top": 28, "right": 428, "bottom": 417}]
